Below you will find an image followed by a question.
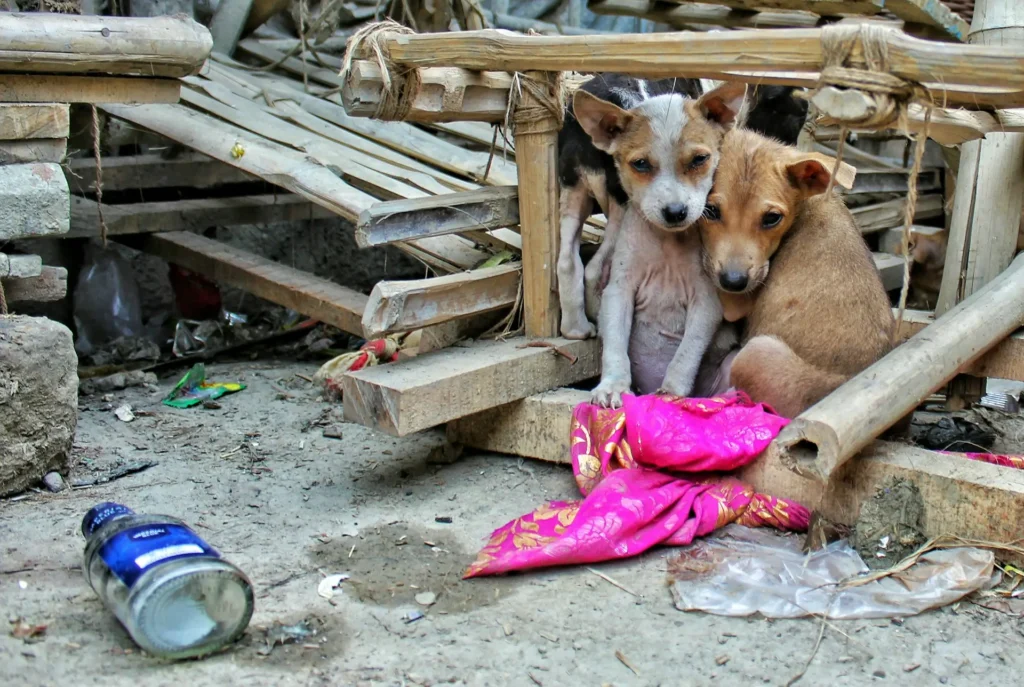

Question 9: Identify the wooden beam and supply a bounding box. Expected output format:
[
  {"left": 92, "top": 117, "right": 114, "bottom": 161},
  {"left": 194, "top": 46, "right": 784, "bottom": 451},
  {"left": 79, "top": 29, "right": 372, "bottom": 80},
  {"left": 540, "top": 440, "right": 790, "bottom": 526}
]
[
  {"left": 0, "top": 104, "right": 68, "bottom": 140},
  {"left": 68, "top": 194, "right": 335, "bottom": 238},
  {"left": 0, "top": 253, "right": 42, "bottom": 279},
  {"left": 2, "top": 266, "right": 67, "bottom": 304},
  {"left": 359, "top": 25, "right": 1024, "bottom": 91},
  {"left": 587, "top": 0, "right": 822, "bottom": 30},
  {"left": 845, "top": 167, "right": 942, "bottom": 196},
  {"left": 449, "top": 388, "right": 1024, "bottom": 545},
  {"left": 0, "top": 163, "right": 69, "bottom": 241},
  {"left": 0, "top": 13, "right": 212, "bottom": 78},
  {"left": 0, "top": 139, "right": 66, "bottom": 164},
  {"left": 65, "top": 153, "right": 255, "bottom": 192},
  {"left": 342, "top": 336, "right": 601, "bottom": 436},
  {"left": 0, "top": 74, "right": 181, "bottom": 104},
  {"left": 140, "top": 231, "right": 367, "bottom": 336},
  {"left": 362, "top": 263, "right": 521, "bottom": 339},
  {"left": 356, "top": 186, "right": 520, "bottom": 248},
  {"left": 885, "top": 0, "right": 970, "bottom": 42}
]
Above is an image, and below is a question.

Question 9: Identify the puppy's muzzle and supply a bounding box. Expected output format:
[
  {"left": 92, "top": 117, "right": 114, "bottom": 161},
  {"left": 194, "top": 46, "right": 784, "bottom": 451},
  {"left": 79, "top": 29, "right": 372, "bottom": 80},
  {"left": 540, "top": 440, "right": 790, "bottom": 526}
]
[
  {"left": 661, "top": 203, "right": 688, "bottom": 227},
  {"left": 718, "top": 270, "right": 749, "bottom": 292}
]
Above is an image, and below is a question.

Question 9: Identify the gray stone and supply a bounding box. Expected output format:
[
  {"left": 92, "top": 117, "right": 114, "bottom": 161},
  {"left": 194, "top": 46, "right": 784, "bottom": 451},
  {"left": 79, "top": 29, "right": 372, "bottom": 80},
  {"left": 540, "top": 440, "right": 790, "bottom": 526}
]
[
  {"left": 0, "top": 253, "right": 42, "bottom": 279},
  {"left": 0, "top": 315, "right": 78, "bottom": 497},
  {"left": 42, "top": 471, "right": 65, "bottom": 492},
  {"left": 0, "top": 164, "right": 70, "bottom": 241}
]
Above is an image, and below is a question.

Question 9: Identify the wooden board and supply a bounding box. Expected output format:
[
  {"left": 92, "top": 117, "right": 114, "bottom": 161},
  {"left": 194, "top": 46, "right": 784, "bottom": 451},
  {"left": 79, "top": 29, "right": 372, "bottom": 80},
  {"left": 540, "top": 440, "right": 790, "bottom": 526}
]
[
  {"left": 140, "top": 231, "right": 367, "bottom": 336},
  {"left": 845, "top": 167, "right": 942, "bottom": 196},
  {"left": 587, "top": 0, "right": 822, "bottom": 30},
  {"left": 0, "top": 253, "right": 42, "bottom": 279},
  {"left": 68, "top": 194, "right": 335, "bottom": 238},
  {"left": 65, "top": 153, "right": 256, "bottom": 192},
  {"left": 0, "top": 104, "right": 69, "bottom": 140},
  {"left": 356, "top": 186, "right": 520, "bottom": 248},
  {"left": 852, "top": 193, "right": 944, "bottom": 234},
  {"left": 0, "top": 13, "right": 212, "bottom": 78},
  {"left": 362, "top": 263, "right": 521, "bottom": 338},
  {"left": 449, "top": 388, "right": 1024, "bottom": 544},
  {"left": 341, "top": 336, "right": 601, "bottom": 436},
  {"left": 0, "top": 138, "right": 66, "bottom": 164},
  {"left": 2, "top": 265, "right": 67, "bottom": 304},
  {"left": 0, "top": 74, "right": 181, "bottom": 104}
]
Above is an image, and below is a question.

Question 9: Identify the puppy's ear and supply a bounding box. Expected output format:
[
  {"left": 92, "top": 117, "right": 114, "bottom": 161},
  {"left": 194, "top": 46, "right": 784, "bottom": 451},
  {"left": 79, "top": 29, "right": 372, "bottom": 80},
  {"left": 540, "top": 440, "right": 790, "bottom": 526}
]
[
  {"left": 697, "top": 81, "right": 747, "bottom": 126},
  {"left": 572, "top": 90, "right": 633, "bottom": 153},
  {"left": 785, "top": 152, "right": 857, "bottom": 196}
]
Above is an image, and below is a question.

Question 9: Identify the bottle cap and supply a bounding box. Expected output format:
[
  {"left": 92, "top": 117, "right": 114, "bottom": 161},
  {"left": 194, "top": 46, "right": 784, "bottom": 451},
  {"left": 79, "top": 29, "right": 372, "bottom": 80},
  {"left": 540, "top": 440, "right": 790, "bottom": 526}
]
[{"left": 81, "top": 502, "right": 135, "bottom": 538}]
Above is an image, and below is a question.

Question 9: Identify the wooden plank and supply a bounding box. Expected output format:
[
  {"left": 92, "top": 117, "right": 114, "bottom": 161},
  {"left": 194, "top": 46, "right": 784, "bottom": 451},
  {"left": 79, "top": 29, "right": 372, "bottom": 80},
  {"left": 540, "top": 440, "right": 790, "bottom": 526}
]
[
  {"left": 873, "top": 252, "right": 905, "bottom": 291},
  {"left": 852, "top": 193, "right": 944, "bottom": 233},
  {"left": 362, "top": 263, "right": 521, "bottom": 338},
  {"left": 450, "top": 388, "right": 1024, "bottom": 545},
  {"left": 0, "top": 253, "right": 42, "bottom": 279},
  {"left": 885, "top": 0, "right": 970, "bottom": 41},
  {"left": 102, "top": 103, "right": 375, "bottom": 223},
  {"left": 68, "top": 194, "right": 335, "bottom": 238},
  {"left": 367, "top": 25, "right": 1024, "bottom": 90},
  {"left": 0, "top": 104, "right": 68, "bottom": 140},
  {"left": 0, "top": 74, "right": 181, "bottom": 105},
  {"left": 2, "top": 266, "right": 67, "bottom": 304},
  {"left": 845, "top": 167, "right": 942, "bottom": 196},
  {"left": 342, "top": 337, "right": 601, "bottom": 436},
  {"left": 0, "top": 13, "right": 212, "bottom": 78},
  {"left": 141, "top": 231, "right": 367, "bottom": 336},
  {"left": 0, "top": 138, "right": 66, "bottom": 164},
  {"left": 65, "top": 153, "right": 255, "bottom": 192},
  {"left": 0, "top": 163, "right": 69, "bottom": 241},
  {"left": 657, "top": 0, "right": 881, "bottom": 17},
  {"left": 210, "top": 0, "right": 255, "bottom": 55},
  {"left": 356, "top": 186, "right": 520, "bottom": 248}
]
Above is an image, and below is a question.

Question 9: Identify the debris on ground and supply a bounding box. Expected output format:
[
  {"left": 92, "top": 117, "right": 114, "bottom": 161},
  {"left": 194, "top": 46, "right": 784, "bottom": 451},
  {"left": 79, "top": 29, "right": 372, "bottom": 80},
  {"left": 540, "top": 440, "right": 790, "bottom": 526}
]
[
  {"left": 9, "top": 618, "right": 47, "bottom": 643},
  {"left": 114, "top": 404, "right": 135, "bottom": 422},
  {"left": 79, "top": 370, "right": 158, "bottom": 396},
  {"left": 851, "top": 478, "right": 927, "bottom": 569},
  {"left": 255, "top": 619, "right": 321, "bottom": 656},
  {"left": 317, "top": 574, "right": 349, "bottom": 600},
  {"left": 912, "top": 412, "right": 997, "bottom": 453},
  {"left": 414, "top": 591, "right": 437, "bottom": 607},
  {"left": 162, "top": 363, "right": 246, "bottom": 409},
  {"left": 71, "top": 460, "right": 158, "bottom": 488}
]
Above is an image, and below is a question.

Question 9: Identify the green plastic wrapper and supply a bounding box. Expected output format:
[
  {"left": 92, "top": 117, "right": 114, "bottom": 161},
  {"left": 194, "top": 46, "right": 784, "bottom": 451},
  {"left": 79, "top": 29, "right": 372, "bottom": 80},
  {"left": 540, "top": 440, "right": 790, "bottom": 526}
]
[{"left": 162, "top": 363, "right": 246, "bottom": 409}]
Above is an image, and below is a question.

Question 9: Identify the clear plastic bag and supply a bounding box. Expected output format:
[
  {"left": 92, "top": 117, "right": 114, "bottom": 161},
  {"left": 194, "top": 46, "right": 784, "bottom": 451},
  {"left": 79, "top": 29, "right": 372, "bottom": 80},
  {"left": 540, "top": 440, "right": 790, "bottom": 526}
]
[
  {"left": 669, "top": 525, "right": 997, "bottom": 619},
  {"left": 73, "top": 243, "right": 144, "bottom": 357}
]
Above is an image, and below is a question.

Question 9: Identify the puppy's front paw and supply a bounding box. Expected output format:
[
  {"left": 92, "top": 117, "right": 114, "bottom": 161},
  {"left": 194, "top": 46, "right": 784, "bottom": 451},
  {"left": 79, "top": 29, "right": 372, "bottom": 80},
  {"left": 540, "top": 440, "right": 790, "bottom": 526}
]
[
  {"left": 560, "top": 315, "right": 597, "bottom": 340},
  {"left": 591, "top": 378, "right": 630, "bottom": 408},
  {"left": 657, "top": 380, "right": 693, "bottom": 398}
]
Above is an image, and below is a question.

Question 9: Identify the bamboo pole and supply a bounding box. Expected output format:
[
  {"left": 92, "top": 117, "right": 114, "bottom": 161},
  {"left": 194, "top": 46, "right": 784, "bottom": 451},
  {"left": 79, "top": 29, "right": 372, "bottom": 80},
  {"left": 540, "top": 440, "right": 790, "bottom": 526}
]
[
  {"left": 353, "top": 25, "right": 1024, "bottom": 91},
  {"left": 0, "top": 14, "right": 212, "bottom": 78},
  {"left": 773, "top": 253, "right": 1024, "bottom": 484},
  {"left": 515, "top": 71, "right": 560, "bottom": 338}
]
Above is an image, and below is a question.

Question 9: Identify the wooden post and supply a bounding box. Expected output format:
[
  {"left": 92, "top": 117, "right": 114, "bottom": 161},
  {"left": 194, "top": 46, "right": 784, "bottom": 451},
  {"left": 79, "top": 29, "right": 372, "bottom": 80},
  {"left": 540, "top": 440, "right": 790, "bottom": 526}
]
[
  {"left": 935, "top": 0, "right": 1024, "bottom": 410},
  {"left": 515, "top": 71, "right": 561, "bottom": 338}
]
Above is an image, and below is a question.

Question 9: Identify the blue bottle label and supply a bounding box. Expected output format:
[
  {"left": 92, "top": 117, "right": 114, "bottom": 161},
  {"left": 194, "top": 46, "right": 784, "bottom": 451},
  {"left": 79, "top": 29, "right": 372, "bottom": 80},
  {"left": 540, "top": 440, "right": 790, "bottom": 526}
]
[{"left": 99, "top": 524, "right": 220, "bottom": 588}]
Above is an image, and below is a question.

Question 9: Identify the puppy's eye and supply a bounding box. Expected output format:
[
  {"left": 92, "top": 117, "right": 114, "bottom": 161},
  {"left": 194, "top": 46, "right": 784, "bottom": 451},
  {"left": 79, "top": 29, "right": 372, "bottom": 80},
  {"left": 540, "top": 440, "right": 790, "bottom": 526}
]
[
  {"left": 762, "top": 211, "right": 783, "bottom": 228},
  {"left": 703, "top": 204, "right": 721, "bottom": 221},
  {"left": 690, "top": 153, "right": 710, "bottom": 168},
  {"left": 630, "top": 158, "right": 653, "bottom": 173}
]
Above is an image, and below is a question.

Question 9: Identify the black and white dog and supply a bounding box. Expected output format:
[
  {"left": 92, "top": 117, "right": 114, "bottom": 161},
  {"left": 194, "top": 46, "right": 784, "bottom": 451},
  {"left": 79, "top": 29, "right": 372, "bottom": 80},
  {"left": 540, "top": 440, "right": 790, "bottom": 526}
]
[{"left": 555, "top": 75, "right": 808, "bottom": 340}]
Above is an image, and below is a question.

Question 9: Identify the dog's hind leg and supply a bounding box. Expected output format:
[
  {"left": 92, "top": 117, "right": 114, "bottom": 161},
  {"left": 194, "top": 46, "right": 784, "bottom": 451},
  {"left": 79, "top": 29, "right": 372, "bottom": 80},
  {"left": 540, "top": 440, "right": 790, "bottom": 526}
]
[
  {"left": 729, "top": 335, "right": 848, "bottom": 419},
  {"left": 584, "top": 198, "right": 624, "bottom": 322},
  {"left": 557, "top": 184, "right": 596, "bottom": 339}
]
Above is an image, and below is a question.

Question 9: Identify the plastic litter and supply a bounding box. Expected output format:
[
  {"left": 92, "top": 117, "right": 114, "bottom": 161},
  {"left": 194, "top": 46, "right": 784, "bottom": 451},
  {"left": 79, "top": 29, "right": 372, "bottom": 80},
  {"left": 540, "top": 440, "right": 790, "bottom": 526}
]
[
  {"left": 669, "top": 524, "right": 997, "bottom": 620},
  {"left": 162, "top": 363, "right": 245, "bottom": 409},
  {"left": 73, "top": 243, "right": 145, "bottom": 357}
]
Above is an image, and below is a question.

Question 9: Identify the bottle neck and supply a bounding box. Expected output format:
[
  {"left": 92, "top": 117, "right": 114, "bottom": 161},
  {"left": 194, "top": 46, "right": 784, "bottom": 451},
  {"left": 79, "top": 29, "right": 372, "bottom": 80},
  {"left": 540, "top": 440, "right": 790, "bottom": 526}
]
[{"left": 82, "top": 502, "right": 135, "bottom": 538}]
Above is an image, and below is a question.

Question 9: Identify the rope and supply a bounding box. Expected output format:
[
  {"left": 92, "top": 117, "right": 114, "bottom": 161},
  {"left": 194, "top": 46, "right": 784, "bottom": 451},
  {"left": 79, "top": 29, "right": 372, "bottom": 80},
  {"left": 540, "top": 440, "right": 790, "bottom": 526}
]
[
  {"left": 91, "top": 106, "right": 109, "bottom": 247},
  {"left": 893, "top": 105, "right": 934, "bottom": 344},
  {"left": 507, "top": 70, "right": 566, "bottom": 136},
  {"left": 0, "top": 279, "right": 7, "bottom": 316},
  {"left": 338, "top": 20, "right": 420, "bottom": 121}
]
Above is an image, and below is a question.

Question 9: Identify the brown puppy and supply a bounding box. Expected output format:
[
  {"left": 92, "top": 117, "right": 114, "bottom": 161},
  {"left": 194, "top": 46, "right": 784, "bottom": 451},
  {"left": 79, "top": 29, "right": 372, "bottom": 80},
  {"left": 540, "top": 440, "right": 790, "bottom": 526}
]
[{"left": 699, "top": 128, "right": 894, "bottom": 418}]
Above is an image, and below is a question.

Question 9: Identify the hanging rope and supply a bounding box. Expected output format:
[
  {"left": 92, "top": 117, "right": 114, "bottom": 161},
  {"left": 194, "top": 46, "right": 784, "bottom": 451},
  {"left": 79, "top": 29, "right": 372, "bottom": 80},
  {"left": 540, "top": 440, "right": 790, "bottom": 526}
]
[{"left": 91, "top": 105, "right": 109, "bottom": 247}]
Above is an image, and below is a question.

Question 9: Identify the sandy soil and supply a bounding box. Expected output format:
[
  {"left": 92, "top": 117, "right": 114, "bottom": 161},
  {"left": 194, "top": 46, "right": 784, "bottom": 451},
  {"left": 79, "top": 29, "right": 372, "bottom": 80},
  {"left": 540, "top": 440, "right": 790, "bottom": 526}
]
[{"left": 2, "top": 359, "right": 1023, "bottom": 687}]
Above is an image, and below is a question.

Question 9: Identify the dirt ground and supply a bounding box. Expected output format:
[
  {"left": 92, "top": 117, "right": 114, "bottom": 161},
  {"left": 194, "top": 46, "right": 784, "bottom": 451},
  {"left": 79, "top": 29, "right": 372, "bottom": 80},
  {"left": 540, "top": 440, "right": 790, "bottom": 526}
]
[{"left": 3, "top": 359, "right": 1024, "bottom": 687}]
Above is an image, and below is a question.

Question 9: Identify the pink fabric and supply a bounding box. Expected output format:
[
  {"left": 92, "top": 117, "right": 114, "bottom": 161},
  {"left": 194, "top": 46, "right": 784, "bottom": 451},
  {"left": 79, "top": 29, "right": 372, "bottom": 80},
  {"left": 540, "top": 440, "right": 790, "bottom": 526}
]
[
  {"left": 949, "top": 452, "right": 1024, "bottom": 471},
  {"left": 465, "top": 392, "right": 810, "bottom": 578}
]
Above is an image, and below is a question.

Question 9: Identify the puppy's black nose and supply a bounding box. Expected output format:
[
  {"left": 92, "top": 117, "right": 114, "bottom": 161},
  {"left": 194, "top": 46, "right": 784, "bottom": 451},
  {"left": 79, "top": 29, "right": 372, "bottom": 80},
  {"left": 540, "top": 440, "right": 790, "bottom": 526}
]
[
  {"left": 661, "top": 203, "right": 688, "bottom": 225},
  {"left": 719, "top": 271, "right": 749, "bottom": 292}
]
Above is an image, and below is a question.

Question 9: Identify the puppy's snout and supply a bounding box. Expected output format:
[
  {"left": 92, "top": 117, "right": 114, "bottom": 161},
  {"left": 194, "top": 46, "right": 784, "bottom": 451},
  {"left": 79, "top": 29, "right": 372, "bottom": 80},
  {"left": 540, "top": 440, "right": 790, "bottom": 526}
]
[
  {"left": 661, "top": 203, "right": 688, "bottom": 226},
  {"left": 718, "top": 270, "right": 749, "bottom": 292}
]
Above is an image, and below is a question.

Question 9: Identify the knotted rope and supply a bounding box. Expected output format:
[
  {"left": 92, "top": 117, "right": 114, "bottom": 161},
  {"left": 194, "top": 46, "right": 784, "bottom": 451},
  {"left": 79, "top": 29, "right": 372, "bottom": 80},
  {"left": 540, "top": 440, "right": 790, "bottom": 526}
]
[
  {"left": 339, "top": 20, "right": 421, "bottom": 121},
  {"left": 506, "top": 70, "right": 566, "bottom": 137},
  {"left": 810, "top": 22, "right": 934, "bottom": 344}
]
